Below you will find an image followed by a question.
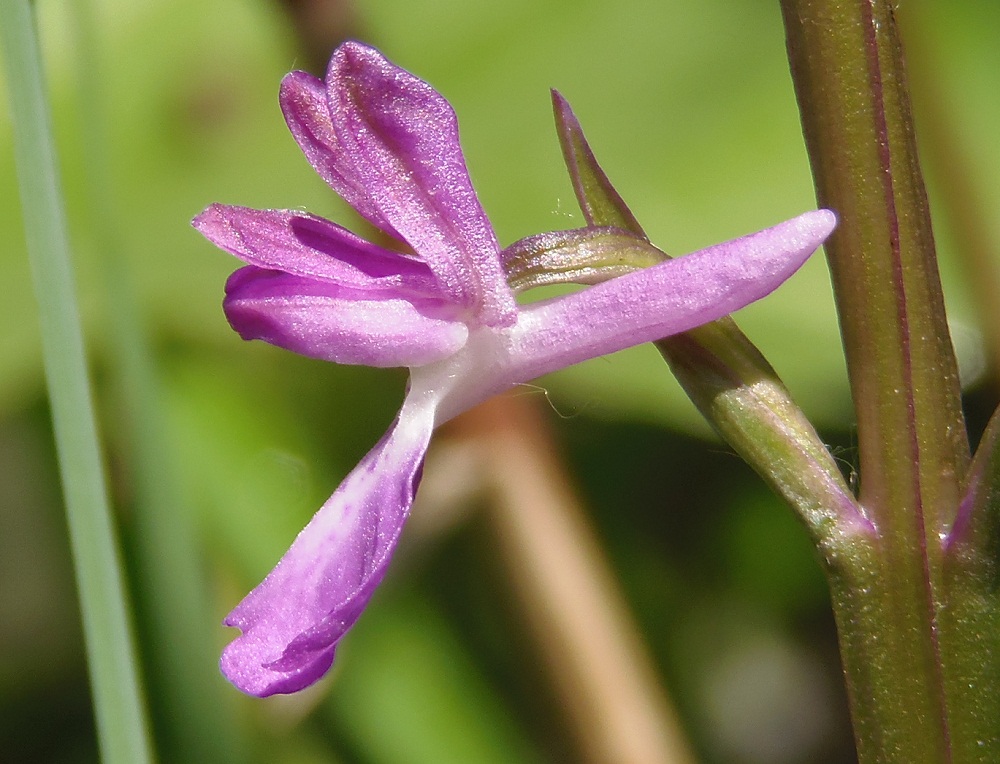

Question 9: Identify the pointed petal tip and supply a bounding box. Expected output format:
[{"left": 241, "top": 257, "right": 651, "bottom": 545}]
[
  {"left": 278, "top": 70, "right": 326, "bottom": 117},
  {"left": 191, "top": 202, "right": 221, "bottom": 232},
  {"left": 801, "top": 208, "right": 838, "bottom": 240},
  {"left": 550, "top": 89, "right": 577, "bottom": 124},
  {"left": 756, "top": 209, "right": 838, "bottom": 274},
  {"left": 279, "top": 68, "right": 321, "bottom": 92},
  {"left": 768, "top": 209, "right": 837, "bottom": 260},
  {"left": 551, "top": 90, "right": 584, "bottom": 136}
]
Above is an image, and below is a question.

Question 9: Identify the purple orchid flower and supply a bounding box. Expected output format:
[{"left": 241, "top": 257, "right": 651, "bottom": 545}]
[{"left": 193, "top": 40, "right": 836, "bottom": 697}]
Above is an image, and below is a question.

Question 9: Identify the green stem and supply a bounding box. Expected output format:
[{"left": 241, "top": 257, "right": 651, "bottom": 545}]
[
  {"left": 0, "top": 1, "right": 155, "bottom": 761},
  {"left": 781, "top": 1, "right": 975, "bottom": 760},
  {"left": 655, "top": 323, "right": 863, "bottom": 541}
]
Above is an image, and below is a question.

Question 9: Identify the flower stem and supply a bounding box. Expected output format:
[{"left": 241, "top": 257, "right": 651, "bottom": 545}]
[
  {"left": 0, "top": 1, "right": 154, "bottom": 761},
  {"left": 780, "top": 1, "right": 984, "bottom": 759}
]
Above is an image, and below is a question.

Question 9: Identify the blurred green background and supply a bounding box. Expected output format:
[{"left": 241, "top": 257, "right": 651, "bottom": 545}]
[{"left": 2, "top": 0, "right": 998, "bottom": 762}]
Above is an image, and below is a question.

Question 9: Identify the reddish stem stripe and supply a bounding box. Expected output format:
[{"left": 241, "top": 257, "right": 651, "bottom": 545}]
[{"left": 860, "top": 1, "right": 951, "bottom": 757}]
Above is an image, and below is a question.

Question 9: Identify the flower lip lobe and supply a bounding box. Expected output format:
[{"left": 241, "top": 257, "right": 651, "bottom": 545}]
[{"left": 219, "top": 393, "right": 437, "bottom": 697}]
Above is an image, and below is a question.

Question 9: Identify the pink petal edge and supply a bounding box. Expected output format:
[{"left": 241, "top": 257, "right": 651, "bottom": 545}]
[
  {"left": 220, "top": 392, "right": 439, "bottom": 696},
  {"left": 193, "top": 203, "right": 439, "bottom": 297},
  {"left": 279, "top": 70, "right": 403, "bottom": 239}
]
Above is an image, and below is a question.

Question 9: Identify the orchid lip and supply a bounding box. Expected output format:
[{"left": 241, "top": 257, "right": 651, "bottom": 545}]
[{"left": 219, "top": 387, "right": 440, "bottom": 697}]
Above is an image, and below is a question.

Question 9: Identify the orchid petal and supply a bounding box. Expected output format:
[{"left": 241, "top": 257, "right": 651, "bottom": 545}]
[
  {"left": 220, "top": 391, "right": 439, "bottom": 696},
  {"left": 194, "top": 204, "right": 439, "bottom": 298},
  {"left": 196, "top": 39, "right": 840, "bottom": 702},
  {"left": 508, "top": 210, "right": 836, "bottom": 379},
  {"left": 433, "top": 210, "right": 836, "bottom": 420},
  {"left": 224, "top": 268, "right": 467, "bottom": 367},
  {"left": 326, "top": 42, "right": 517, "bottom": 327},
  {"left": 279, "top": 71, "right": 403, "bottom": 239}
]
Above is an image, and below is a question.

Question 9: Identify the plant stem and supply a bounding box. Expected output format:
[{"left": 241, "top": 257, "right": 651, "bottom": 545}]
[
  {"left": 780, "top": 1, "right": 977, "bottom": 760},
  {"left": 0, "top": 1, "right": 155, "bottom": 761}
]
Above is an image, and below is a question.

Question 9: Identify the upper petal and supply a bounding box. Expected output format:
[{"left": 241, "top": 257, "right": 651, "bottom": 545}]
[
  {"left": 194, "top": 203, "right": 439, "bottom": 298},
  {"left": 220, "top": 390, "right": 439, "bottom": 696},
  {"left": 224, "top": 268, "right": 468, "bottom": 367},
  {"left": 279, "top": 70, "right": 403, "bottom": 239},
  {"left": 325, "top": 42, "right": 517, "bottom": 327}
]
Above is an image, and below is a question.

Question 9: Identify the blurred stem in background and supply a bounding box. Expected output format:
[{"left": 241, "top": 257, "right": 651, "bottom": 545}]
[
  {"left": 782, "top": 0, "right": 999, "bottom": 760},
  {"left": 443, "top": 395, "right": 695, "bottom": 764},
  {"left": 897, "top": 5, "right": 1000, "bottom": 392},
  {"left": 67, "top": 0, "right": 249, "bottom": 761},
  {"left": 0, "top": 0, "right": 154, "bottom": 761}
]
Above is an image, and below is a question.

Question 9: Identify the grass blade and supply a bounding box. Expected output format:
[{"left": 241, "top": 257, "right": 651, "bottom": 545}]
[{"left": 0, "top": 1, "right": 155, "bottom": 761}]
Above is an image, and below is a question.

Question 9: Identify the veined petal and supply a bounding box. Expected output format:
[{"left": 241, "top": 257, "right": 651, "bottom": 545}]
[
  {"left": 225, "top": 268, "right": 468, "bottom": 367},
  {"left": 279, "top": 71, "right": 403, "bottom": 239},
  {"left": 432, "top": 211, "right": 836, "bottom": 421},
  {"left": 506, "top": 211, "right": 836, "bottom": 381},
  {"left": 221, "top": 390, "right": 440, "bottom": 696},
  {"left": 326, "top": 42, "right": 517, "bottom": 328},
  {"left": 194, "top": 203, "right": 439, "bottom": 298}
]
